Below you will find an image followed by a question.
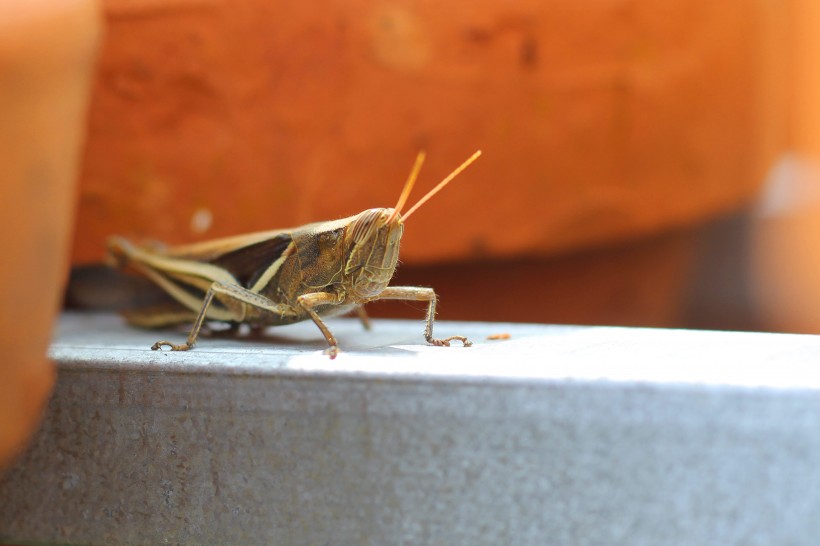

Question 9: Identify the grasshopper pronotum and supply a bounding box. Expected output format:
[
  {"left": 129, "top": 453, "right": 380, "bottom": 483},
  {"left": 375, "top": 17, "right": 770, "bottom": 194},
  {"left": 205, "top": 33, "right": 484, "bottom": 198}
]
[{"left": 107, "top": 151, "right": 481, "bottom": 358}]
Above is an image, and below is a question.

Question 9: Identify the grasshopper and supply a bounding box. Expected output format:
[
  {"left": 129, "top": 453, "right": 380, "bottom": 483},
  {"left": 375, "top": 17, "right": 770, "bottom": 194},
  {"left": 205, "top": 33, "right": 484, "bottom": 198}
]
[{"left": 107, "top": 150, "right": 481, "bottom": 358}]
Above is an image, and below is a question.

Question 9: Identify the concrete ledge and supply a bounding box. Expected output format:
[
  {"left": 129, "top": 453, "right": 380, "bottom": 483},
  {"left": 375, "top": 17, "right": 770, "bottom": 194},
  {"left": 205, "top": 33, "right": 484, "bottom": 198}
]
[{"left": 2, "top": 313, "right": 820, "bottom": 545}]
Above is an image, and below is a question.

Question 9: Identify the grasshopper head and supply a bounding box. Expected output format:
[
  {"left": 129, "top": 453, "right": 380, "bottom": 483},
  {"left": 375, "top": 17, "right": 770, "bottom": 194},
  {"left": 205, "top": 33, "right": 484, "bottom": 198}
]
[
  {"left": 345, "top": 151, "right": 481, "bottom": 301},
  {"left": 345, "top": 208, "right": 405, "bottom": 300}
]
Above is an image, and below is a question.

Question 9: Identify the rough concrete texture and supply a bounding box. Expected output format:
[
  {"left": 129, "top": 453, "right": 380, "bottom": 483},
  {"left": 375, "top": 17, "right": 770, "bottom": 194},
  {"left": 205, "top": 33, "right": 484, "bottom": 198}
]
[{"left": 2, "top": 313, "right": 820, "bottom": 545}]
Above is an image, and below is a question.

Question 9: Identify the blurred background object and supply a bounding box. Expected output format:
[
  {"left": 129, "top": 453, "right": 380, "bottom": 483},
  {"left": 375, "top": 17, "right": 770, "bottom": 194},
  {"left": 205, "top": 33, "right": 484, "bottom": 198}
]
[
  {"left": 68, "top": 0, "right": 795, "bottom": 331},
  {"left": 0, "top": 0, "right": 101, "bottom": 469},
  {"left": 751, "top": 0, "right": 820, "bottom": 334}
]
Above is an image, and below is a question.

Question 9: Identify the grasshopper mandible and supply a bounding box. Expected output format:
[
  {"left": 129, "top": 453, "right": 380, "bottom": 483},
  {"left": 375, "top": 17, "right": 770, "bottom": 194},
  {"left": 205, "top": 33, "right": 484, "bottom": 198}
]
[{"left": 107, "top": 150, "right": 481, "bottom": 358}]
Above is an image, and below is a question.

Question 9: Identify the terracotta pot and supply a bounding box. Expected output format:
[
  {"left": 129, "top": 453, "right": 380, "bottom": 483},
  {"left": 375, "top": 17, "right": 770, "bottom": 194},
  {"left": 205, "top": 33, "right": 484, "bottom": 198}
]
[
  {"left": 0, "top": 0, "right": 101, "bottom": 470},
  {"left": 72, "top": 0, "right": 786, "bottom": 266}
]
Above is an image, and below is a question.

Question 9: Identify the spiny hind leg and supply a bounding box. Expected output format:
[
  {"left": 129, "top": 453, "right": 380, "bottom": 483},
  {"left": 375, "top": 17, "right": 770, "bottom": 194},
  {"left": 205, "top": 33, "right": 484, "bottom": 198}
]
[
  {"left": 106, "top": 236, "right": 168, "bottom": 268},
  {"left": 105, "top": 236, "right": 138, "bottom": 267},
  {"left": 152, "top": 282, "right": 294, "bottom": 351},
  {"left": 123, "top": 303, "right": 198, "bottom": 329},
  {"left": 375, "top": 286, "right": 471, "bottom": 348}
]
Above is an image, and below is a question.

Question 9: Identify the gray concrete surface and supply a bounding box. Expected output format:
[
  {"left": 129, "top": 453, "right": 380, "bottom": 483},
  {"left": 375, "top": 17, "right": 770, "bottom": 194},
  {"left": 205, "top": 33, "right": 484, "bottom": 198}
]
[{"left": 2, "top": 312, "right": 820, "bottom": 545}]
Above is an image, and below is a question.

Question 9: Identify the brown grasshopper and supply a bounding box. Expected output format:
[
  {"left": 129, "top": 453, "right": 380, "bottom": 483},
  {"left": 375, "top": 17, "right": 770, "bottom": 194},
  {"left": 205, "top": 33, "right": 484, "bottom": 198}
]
[{"left": 107, "top": 150, "right": 481, "bottom": 358}]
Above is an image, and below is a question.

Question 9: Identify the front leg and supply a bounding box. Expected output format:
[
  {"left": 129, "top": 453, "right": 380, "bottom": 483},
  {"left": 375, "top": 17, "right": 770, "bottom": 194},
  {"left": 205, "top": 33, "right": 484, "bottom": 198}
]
[{"left": 376, "top": 286, "right": 472, "bottom": 348}]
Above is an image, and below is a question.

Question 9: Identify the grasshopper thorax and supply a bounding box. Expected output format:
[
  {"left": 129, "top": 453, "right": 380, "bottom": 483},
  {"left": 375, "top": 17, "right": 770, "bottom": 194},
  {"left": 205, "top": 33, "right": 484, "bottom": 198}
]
[{"left": 345, "top": 208, "right": 404, "bottom": 300}]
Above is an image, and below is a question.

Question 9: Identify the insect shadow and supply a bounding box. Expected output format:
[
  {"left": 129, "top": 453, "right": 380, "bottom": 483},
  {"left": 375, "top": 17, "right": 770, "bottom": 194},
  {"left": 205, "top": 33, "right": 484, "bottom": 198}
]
[{"left": 198, "top": 322, "right": 419, "bottom": 356}]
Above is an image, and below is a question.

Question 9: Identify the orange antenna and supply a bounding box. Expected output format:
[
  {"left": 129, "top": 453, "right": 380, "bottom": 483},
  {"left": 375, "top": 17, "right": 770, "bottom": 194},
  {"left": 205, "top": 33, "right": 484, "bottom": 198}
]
[
  {"left": 402, "top": 150, "right": 482, "bottom": 221},
  {"left": 386, "top": 151, "right": 426, "bottom": 224}
]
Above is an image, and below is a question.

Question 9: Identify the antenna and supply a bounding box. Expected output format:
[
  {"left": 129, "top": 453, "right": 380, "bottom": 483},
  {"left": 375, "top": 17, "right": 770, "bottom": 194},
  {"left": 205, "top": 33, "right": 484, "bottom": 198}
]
[
  {"left": 387, "top": 151, "right": 426, "bottom": 224},
  {"left": 401, "top": 150, "right": 482, "bottom": 221}
]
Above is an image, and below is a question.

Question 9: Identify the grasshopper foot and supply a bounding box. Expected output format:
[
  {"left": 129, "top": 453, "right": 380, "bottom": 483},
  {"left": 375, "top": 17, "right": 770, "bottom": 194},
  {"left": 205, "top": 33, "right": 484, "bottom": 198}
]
[
  {"left": 426, "top": 335, "right": 472, "bottom": 348},
  {"left": 323, "top": 346, "right": 339, "bottom": 359},
  {"left": 152, "top": 340, "right": 193, "bottom": 351}
]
